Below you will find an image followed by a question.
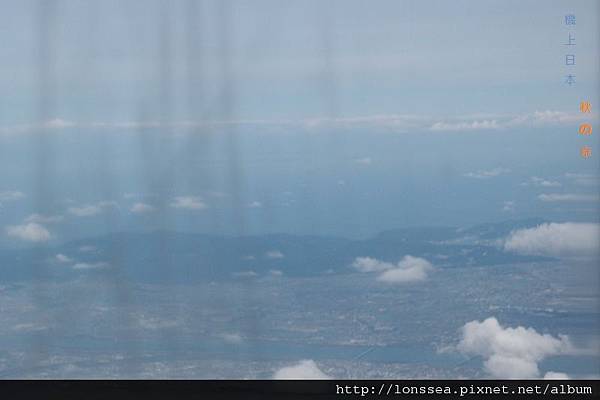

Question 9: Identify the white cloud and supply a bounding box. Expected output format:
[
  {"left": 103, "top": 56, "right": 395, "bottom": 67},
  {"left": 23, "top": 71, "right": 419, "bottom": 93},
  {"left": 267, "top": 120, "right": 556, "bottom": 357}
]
[
  {"left": 55, "top": 254, "right": 73, "bottom": 263},
  {"left": 463, "top": 167, "right": 510, "bottom": 179},
  {"left": 265, "top": 250, "right": 284, "bottom": 259},
  {"left": 44, "top": 118, "right": 75, "bottom": 129},
  {"left": 303, "top": 114, "right": 427, "bottom": 131},
  {"left": 504, "top": 223, "right": 599, "bottom": 257},
  {"left": 0, "top": 118, "right": 75, "bottom": 134},
  {"left": 533, "top": 177, "right": 561, "bottom": 187},
  {"left": 376, "top": 256, "right": 433, "bottom": 283},
  {"left": 170, "top": 196, "right": 207, "bottom": 210},
  {"left": 484, "top": 355, "right": 539, "bottom": 379},
  {"left": 522, "top": 177, "right": 561, "bottom": 188},
  {"left": 137, "top": 315, "right": 179, "bottom": 330},
  {"left": 6, "top": 223, "right": 51, "bottom": 242},
  {"left": 564, "top": 173, "right": 598, "bottom": 187},
  {"left": 68, "top": 201, "right": 117, "bottom": 217},
  {"left": 248, "top": 201, "right": 262, "bottom": 208},
  {"left": 355, "top": 157, "right": 372, "bottom": 165},
  {"left": 431, "top": 119, "right": 499, "bottom": 131},
  {"left": 538, "top": 193, "right": 599, "bottom": 202},
  {"left": 232, "top": 270, "right": 258, "bottom": 278},
  {"left": 502, "top": 110, "right": 588, "bottom": 128},
  {"left": 351, "top": 257, "right": 395, "bottom": 272},
  {"left": 25, "top": 213, "right": 64, "bottom": 224},
  {"left": 457, "top": 317, "right": 573, "bottom": 379},
  {"left": 12, "top": 323, "right": 48, "bottom": 332},
  {"left": 97, "top": 200, "right": 118, "bottom": 208},
  {"left": 502, "top": 201, "right": 515, "bottom": 212},
  {"left": 269, "top": 269, "right": 283, "bottom": 276},
  {"left": 0, "top": 110, "right": 593, "bottom": 136},
  {"left": 72, "top": 262, "right": 109, "bottom": 270},
  {"left": 130, "top": 202, "right": 156, "bottom": 214},
  {"left": 544, "top": 371, "right": 570, "bottom": 380},
  {"left": 353, "top": 256, "right": 433, "bottom": 283},
  {"left": 79, "top": 245, "right": 96, "bottom": 253},
  {"left": 527, "top": 110, "right": 584, "bottom": 124},
  {"left": 0, "top": 190, "right": 25, "bottom": 202},
  {"left": 68, "top": 205, "right": 102, "bottom": 217},
  {"left": 221, "top": 333, "right": 243, "bottom": 344},
  {"left": 273, "top": 360, "right": 331, "bottom": 379}
]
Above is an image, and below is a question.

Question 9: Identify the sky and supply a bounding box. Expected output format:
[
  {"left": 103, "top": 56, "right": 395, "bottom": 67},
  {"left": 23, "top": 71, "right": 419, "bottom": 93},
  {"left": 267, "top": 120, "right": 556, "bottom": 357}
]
[
  {"left": 0, "top": 0, "right": 599, "bottom": 242},
  {"left": 0, "top": 1, "right": 599, "bottom": 381}
]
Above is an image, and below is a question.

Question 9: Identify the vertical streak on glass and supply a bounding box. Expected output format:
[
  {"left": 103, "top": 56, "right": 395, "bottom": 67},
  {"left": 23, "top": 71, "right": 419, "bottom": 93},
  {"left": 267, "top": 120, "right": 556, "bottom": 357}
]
[
  {"left": 216, "top": 0, "right": 259, "bottom": 358},
  {"left": 217, "top": 0, "right": 245, "bottom": 236},
  {"left": 154, "top": 1, "right": 180, "bottom": 363},
  {"left": 29, "top": 0, "right": 59, "bottom": 371}
]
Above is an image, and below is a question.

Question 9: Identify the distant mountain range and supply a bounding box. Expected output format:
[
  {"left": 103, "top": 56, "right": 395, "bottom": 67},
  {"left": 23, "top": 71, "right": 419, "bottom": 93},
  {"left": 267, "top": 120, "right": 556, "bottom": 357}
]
[{"left": 0, "top": 218, "right": 550, "bottom": 283}]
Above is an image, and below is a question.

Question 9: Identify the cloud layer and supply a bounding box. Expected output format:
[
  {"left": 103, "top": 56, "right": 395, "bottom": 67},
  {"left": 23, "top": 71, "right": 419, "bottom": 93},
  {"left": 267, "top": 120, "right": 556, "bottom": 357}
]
[
  {"left": 265, "top": 250, "right": 284, "bottom": 259},
  {"left": 564, "top": 173, "right": 598, "bottom": 187},
  {"left": 1, "top": 110, "right": 594, "bottom": 136},
  {"left": 273, "top": 360, "right": 331, "bottom": 379},
  {"left": 72, "top": 262, "right": 110, "bottom": 270},
  {"left": 130, "top": 202, "right": 156, "bottom": 214},
  {"left": 457, "top": 317, "right": 572, "bottom": 379},
  {"left": 463, "top": 167, "right": 510, "bottom": 179},
  {"left": 352, "top": 255, "right": 433, "bottom": 283},
  {"left": 537, "top": 193, "right": 599, "bottom": 203},
  {"left": 170, "top": 196, "right": 207, "bottom": 210},
  {"left": 68, "top": 201, "right": 117, "bottom": 217},
  {"left": 522, "top": 176, "right": 561, "bottom": 188},
  {"left": 0, "top": 190, "right": 25, "bottom": 202},
  {"left": 6, "top": 223, "right": 51, "bottom": 242},
  {"left": 504, "top": 223, "right": 600, "bottom": 257},
  {"left": 25, "top": 214, "right": 64, "bottom": 224},
  {"left": 55, "top": 253, "right": 73, "bottom": 263}
]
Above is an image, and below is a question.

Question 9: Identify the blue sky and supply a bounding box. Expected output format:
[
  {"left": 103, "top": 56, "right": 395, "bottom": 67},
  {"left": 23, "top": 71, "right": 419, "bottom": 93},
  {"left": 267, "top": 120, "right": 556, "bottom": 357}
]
[{"left": 1, "top": 0, "right": 599, "bottom": 122}]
